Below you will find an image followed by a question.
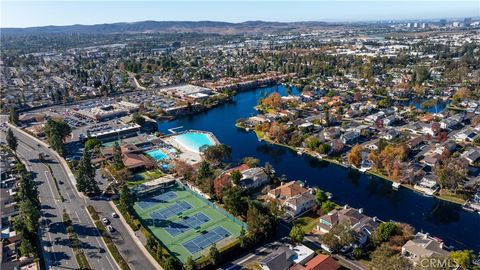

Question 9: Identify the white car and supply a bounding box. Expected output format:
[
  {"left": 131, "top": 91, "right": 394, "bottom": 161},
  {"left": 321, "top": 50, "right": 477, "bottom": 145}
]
[
  {"left": 102, "top": 218, "right": 109, "bottom": 225},
  {"left": 106, "top": 225, "right": 115, "bottom": 232},
  {"left": 111, "top": 212, "right": 118, "bottom": 218}
]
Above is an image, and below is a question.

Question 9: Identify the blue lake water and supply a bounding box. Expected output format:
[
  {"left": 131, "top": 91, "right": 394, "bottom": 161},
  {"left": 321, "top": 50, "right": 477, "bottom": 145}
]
[{"left": 157, "top": 85, "right": 480, "bottom": 251}]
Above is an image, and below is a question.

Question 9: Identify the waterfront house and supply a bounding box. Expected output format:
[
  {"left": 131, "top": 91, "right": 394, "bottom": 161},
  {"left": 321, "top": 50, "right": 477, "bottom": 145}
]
[
  {"left": 414, "top": 175, "right": 440, "bottom": 196},
  {"left": 268, "top": 181, "right": 315, "bottom": 217},
  {"left": 316, "top": 206, "right": 379, "bottom": 248},
  {"left": 239, "top": 167, "right": 270, "bottom": 190},
  {"left": 401, "top": 232, "right": 449, "bottom": 266}
]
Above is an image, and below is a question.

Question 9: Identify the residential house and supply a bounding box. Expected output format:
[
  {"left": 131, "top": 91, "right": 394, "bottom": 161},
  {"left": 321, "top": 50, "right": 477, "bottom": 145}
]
[
  {"left": 382, "top": 129, "right": 401, "bottom": 140},
  {"left": 461, "top": 148, "right": 480, "bottom": 165},
  {"left": 401, "top": 232, "right": 450, "bottom": 266},
  {"left": 290, "top": 254, "right": 339, "bottom": 270},
  {"left": 316, "top": 206, "right": 379, "bottom": 249},
  {"left": 340, "top": 131, "right": 359, "bottom": 145},
  {"left": 260, "top": 244, "right": 315, "bottom": 270},
  {"left": 259, "top": 247, "right": 293, "bottom": 270},
  {"left": 239, "top": 167, "right": 270, "bottom": 190},
  {"left": 268, "top": 181, "right": 315, "bottom": 217},
  {"left": 414, "top": 175, "right": 440, "bottom": 196}
]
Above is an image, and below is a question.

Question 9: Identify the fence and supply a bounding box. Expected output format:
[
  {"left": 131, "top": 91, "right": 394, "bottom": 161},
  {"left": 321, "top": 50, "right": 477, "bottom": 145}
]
[{"left": 176, "top": 181, "right": 247, "bottom": 228}]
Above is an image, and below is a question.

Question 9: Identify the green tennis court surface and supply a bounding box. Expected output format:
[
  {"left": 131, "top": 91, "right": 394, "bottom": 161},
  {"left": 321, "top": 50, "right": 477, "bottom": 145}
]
[{"left": 134, "top": 184, "right": 245, "bottom": 262}]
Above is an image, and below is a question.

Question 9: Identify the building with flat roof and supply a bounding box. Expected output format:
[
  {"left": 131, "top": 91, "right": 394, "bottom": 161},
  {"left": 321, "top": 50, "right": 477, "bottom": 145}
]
[{"left": 159, "top": 84, "right": 213, "bottom": 101}]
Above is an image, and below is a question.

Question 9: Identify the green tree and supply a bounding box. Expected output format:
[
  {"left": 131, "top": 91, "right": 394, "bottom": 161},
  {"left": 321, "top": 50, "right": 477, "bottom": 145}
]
[
  {"left": 112, "top": 142, "right": 124, "bottom": 169},
  {"left": 18, "top": 199, "right": 41, "bottom": 233},
  {"left": 9, "top": 107, "right": 19, "bottom": 125},
  {"left": 449, "top": 250, "right": 475, "bottom": 269},
  {"left": 375, "top": 222, "right": 398, "bottom": 243},
  {"left": 246, "top": 200, "right": 277, "bottom": 241},
  {"left": 184, "top": 257, "right": 197, "bottom": 270},
  {"left": 230, "top": 170, "right": 242, "bottom": 185},
  {"left": 18, "top": 238, "right": 34, "bottom": 257},
  {"left": 222, "top": 186, "right": 248, "bottom": 216},
  {"left": 243, "top": 157, "right": 260, "bottom": 168},
  {"left": 131, "top": 112, "right": 145, "bottom": 125},
  {"left": 84, "top": 137, "right": 101, "bottom": 151},
  {"left": 315, "top": 188, "right": 328, "bottom": 205},
  {"left": 239, "top": 227, "right": 248, "bottom": 248},
  {"left": 162, "top": 256, "right": 178, "bottom": 270},
  {"left": 119, "top": 184, "right": 135, "bottom": 213},
  {"left": 321, "top": 201, "right": 336, "bottom": 213},
  {"left": 370, "top": 245, "right": 412, "bottom": 270},
  {"left": 289, "top": 225, "right": 305, "bottom": 244},
  {"left": 6, "top": 128, "right": 17, "bottom": 152},
  {"left": 202, "top": 144, "right": 232, "bottom": 165},
  {"left": 76, "top": 151, "right": 99, "bottom": 196},
  {"left": 209, "top": 243, "right": 220, "bottom": 266},
  {"left": 44, "top": 119, "right": 71, "bottom": 157},
  {"left": 197, "top": 161, "right": 213, "bottom": 180}
]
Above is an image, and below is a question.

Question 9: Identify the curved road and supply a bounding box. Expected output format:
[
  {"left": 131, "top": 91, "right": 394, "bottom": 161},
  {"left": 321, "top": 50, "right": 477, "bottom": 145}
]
[{"left": 2, "top": 118, "right": 161, "bottom": 270}]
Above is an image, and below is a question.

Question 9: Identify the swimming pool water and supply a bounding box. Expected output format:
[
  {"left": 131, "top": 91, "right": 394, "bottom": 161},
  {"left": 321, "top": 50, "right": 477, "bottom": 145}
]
[
  {"left": 172, "top": 132, "right": 214, "bottom": 153},
  {"left": 146, "top": 149, "right": 168, "bottom": 161}
]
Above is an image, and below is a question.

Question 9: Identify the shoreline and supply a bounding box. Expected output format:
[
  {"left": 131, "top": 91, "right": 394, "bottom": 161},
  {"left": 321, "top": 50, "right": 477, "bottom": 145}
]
[{"left": 236, "top": 123, "right": 468, "bottom": 207}]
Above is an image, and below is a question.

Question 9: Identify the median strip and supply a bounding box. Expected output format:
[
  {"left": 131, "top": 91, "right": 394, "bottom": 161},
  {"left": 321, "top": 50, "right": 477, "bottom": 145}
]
[
  {"left": 87, "top": 205, "right": 131, "bottom": 270},
  {"left": 62, "top": 210, "right": 91, "bottom": 270}
]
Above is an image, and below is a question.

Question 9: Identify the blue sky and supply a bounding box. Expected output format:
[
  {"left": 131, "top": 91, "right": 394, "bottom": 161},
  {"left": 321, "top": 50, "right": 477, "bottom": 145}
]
[{"left": 1, "top": 1, "right": 479, "bottom": 28}]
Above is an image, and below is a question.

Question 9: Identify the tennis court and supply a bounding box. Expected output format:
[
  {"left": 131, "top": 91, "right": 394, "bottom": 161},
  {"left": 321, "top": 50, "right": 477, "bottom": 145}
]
[
  {"left": 182, "top": 226, "right": 231, "bottom": 254},
  {"left": 163, "top": 212, "right": 211, "bottom": 236},
  {"left": 150, "top": 200, "right": 192, "bottom": 220},
  {"left": 133, "top": 183, "right": 245, "bottom": 262}
]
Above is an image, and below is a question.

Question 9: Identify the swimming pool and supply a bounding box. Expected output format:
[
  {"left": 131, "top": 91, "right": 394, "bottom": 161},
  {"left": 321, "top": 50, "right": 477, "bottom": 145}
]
[
  {"left": 172, "top": 132, "right": 215, "bottom": 153},
  {"left": 146, "top": 149, "right": 168, "bottom": 161}
]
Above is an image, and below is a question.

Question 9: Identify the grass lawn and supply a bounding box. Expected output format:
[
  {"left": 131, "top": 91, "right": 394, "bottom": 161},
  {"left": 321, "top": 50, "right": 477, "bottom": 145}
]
[
  {"left": 129, "top": 169, "right": 164, "bottom": 187},
  {"left": 293, "top": 211, "right": 320, "bottom": 233},
  {"left": 437, "top": 190, "right": 467, "bottom": 205},
  {"left": 133, "top": 185, "right": 245, "bottom": 263}
]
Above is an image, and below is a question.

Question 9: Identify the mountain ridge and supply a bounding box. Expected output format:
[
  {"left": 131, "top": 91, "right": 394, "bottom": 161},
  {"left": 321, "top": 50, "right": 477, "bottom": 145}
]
[{"left": 1, "top": 20, "right": 331, "bottom": 35}]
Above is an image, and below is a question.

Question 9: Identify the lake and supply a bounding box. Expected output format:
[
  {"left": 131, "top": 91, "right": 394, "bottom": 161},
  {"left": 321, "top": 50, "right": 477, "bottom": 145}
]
[{"left": 157, "top": 85, "right": 480, "bottom": 251}]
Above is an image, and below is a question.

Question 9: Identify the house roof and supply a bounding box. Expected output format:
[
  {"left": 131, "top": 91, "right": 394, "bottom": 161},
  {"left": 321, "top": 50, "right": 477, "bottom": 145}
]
[
  {"left": 122, "top": 153, "right": 146, "bottom": 169},
  {"left": 269, "top": 181, "right": 309, "bottom": 199},
  {"left": 304, "top": 254, "right": 339, "bottom": 270},
  {"left": 403, "top": 234, "right": 449, "bottom": 261}
]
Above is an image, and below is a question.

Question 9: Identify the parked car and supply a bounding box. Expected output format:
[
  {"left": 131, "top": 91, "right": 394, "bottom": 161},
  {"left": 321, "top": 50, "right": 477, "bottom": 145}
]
[
  {"left": 102, "top": 218, "right": 109, "bottom": 225},
  {"left": 111, "top": 212, "right": 118, "bottom": 218},
  {"left": 106, "top": 225, "right": 115, "bottom": 232}
]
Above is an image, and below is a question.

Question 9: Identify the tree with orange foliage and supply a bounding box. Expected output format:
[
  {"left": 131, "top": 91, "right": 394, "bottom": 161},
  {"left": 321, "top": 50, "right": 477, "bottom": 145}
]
[
  {"left": 213, "top": 176, "right": 232, "bottom": 199},
  {"left": 347, "top": 144, "right": 363, "bottom": 168},
  {"left": 268, "top": 122, "right": 288, "bottom": 143},
  {"left": 261, "top": 92, "right": 282, "bottom": 110},
  {"left": 368, "top": 150, "right": 382, "bottom": 170}
]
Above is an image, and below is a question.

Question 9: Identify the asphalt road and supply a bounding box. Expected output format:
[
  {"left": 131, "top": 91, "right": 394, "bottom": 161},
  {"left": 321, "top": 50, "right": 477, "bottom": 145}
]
[
  {"left": 2, "top": 118, "right": 159, "bottom": 270},
  {"left": 1, "top": 124, "right": 117, "bottom": 270}
]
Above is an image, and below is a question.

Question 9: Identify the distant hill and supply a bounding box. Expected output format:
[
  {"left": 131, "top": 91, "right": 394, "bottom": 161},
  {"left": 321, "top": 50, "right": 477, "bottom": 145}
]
[{"left": 1, "top": 20, "right": 331, "bottom": 35}]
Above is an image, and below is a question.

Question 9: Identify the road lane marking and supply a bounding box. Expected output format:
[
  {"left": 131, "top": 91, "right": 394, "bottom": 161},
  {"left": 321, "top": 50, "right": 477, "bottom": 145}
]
[{"left": 44, "top": 171, "right": 60, "bottom": 204}]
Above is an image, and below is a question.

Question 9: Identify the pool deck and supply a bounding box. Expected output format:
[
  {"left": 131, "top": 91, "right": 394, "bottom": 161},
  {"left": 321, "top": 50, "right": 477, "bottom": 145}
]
[{"left": 161, "top": 130, "right": 219, "bottom": 164}]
